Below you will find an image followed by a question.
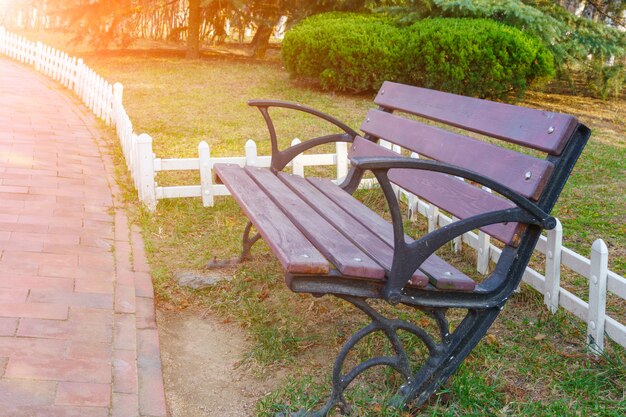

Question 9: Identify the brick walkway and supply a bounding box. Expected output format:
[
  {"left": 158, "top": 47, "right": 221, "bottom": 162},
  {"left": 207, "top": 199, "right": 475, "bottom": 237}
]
[{"left": 0, "top": 58, "right": 167, "bottom": 416}]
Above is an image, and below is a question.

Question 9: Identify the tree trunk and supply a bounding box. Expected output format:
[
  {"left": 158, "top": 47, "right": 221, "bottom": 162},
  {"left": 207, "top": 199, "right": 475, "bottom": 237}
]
[
  {"left": 250, "top": 22, "right": 274, "bottom": 59},
  {"left": 186, "top": 0, "right": 201, "bottom": 59}
]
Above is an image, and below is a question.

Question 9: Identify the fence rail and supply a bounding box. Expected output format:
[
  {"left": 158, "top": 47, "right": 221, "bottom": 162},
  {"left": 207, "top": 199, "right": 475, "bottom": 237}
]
[{"left": 1, "top": 26, "right": 624, "bottom": 353}]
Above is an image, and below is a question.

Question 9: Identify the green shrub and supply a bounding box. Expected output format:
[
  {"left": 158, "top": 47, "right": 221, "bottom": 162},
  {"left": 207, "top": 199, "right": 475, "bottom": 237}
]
[
  {"left": 281, "top": 13, "right": 405, "bottom": 92},
  {"left": 381, "top": 0, "right": 626, "bottom": 99},
  {"left": 282, "top": 14, "right": 554, "bottom": 99},
  {"left": 583, "top": 56, "right": 626, "bottom": 100},
  {"left": 404, "top": 18, "right": 555, "bottom": 99}
]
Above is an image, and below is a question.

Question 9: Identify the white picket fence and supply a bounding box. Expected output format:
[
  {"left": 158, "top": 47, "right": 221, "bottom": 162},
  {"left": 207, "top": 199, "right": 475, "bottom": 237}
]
[{"left": 1, "top": 27, "right": 624, "bottom": 354}]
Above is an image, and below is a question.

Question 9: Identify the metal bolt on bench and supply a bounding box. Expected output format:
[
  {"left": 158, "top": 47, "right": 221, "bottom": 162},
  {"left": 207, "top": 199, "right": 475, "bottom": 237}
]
[{"left": 213, "top": 82, "right": 590, "bottom": 416}]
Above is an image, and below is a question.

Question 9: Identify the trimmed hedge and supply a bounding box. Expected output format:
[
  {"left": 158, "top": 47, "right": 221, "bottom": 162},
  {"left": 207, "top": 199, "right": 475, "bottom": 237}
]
[
  {"left": 281, "top": 14, "right": 555, "bottom": 99},
  {"left": 404, "top": 18, "right": 555, "bottom": 99},
  {"left": 281, "top": 13, "right": 405, "bottom": 93}
]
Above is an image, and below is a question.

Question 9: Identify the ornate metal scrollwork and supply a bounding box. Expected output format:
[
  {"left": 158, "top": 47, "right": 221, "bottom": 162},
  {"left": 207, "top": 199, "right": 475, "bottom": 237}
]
[{"left": 291, "top": 296, "right": 500, "bottom": 417}]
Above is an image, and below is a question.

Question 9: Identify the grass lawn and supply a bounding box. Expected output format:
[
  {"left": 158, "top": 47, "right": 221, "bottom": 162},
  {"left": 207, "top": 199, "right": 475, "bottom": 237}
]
[{"left": 18, "top": 31, "right": 625, "bottom": 416}]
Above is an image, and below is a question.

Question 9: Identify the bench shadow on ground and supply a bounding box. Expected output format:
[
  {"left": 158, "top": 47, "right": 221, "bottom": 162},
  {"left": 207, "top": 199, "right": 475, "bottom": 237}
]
[{"left": 157, "top": 309, "right": 286, "bottom": 417}]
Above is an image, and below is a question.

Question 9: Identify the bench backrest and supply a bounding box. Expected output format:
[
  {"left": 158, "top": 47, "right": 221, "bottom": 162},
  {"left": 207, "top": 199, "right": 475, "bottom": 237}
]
[{"left": 349, "top": 82, "right": 589, "bottom": 246}]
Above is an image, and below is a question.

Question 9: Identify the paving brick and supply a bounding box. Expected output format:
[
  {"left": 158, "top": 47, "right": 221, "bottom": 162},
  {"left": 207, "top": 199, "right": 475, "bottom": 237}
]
[
  {"left": 28, "top": 290, "right": 113, "bottom": 310},
  {"left": 0, "top": 317, "right": 18, "bottom": 336},
  {"left": 1, "top": 251, "right": 78, "bottom": 268},
  {"left": 39, "top": 265, "right": 113, "bottom": 281},
  {"left": 80, "top": 236, "right": 114, "bottom": 250},
  {"left": 69, "top": 306, "right": 114, "bottom": 325},
  {"left": 134, "top": 272, "right": 155, "bottom": 298},
  {"left": 56, "top": 382, "right": 111, "bottom": 407},
  {"left": 114, "top": 211, "right": 130, "bottom": 243},
  {"left": 0, "top": 289, "right": 29, "bottom": 303},
  {"left": 75, "top": 279, "right": 114, "bottom": 295},
  {"left": 44, "top": 243, "right": 111, "bottom": 255},
  {"left": 17, "top": 318, "right": 113, "bottom": 343},
  {"left": 113, "top": 349, "right": 138, "bottom": 394},
  {"left": 66, "top": 341, "right": 112, "bottom": 361},
  {"left": 111, "top": 393, "right": 139, "bottom": 417},
  {"left": 114, "top": 313, "right": 137, "bottom": 351},
  {"left": 135, "top": 297, "right": 157, "bottom": 330},
  {"left": 4, "top": 355, "right": 111, "bottom": 383},
  {"left": 79, "top": 252, "right": 115, "bottom": 270},
  {"left": 11, "top": 231, "right": 80, "bottom": 245},
  {"left": 0, "top": 273, "right": 74, "bottom": 292},
  {"left": 137, "top": 328, "right": 162, "bottom": 369},
  {"left": 0, "top": 379, "right": 57, "bottom": 406},
  {"left": 137, "top": 366, "right": 167, "bottom": 417},
  {"left": 0, "top": 258, "right": 39, "bottom": 275},
  {"left": 130, "top": 229, "right": 151, "bottom": 273},
  {"left": 114, "top": 240, "right": 133, "bottom": 272},
  {"left": 1, "top": 405, "right": 110, "bottom": 417},
  {"left": 0, "top": 239, "right": 45, "bottom": 252},
  {"left": 0, "top": 303, "right": 68, "bottom": 320},
  {"left": 115, "top": 284, "right": 136, "bottom": 314},
  {"left": 0, "top": 337, "right": 66, "bottom": 359}
]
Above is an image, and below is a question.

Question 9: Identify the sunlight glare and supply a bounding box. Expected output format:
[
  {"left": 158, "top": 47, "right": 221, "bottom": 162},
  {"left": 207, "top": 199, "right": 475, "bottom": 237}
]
[{"left": 0, "top": 0, "right": 10, "bottom": 14}]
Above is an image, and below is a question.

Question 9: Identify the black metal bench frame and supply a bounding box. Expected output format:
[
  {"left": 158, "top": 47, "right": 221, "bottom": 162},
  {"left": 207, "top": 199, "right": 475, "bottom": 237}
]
[{"left": 214, "top": 82, "right": 590, "bottom": 416}]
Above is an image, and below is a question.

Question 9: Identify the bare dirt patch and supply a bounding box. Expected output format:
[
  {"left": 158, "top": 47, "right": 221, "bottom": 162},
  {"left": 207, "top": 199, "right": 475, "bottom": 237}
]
[{"left": 157, "top": 309, "right": 283, "bottom": 417}]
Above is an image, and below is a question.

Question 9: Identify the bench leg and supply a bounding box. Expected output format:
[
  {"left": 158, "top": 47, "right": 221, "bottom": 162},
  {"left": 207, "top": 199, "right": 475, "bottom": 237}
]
[
  {"left": 240, "top": 221, "right": 261, "bottom": 261},
  {"left": 295, "top": 296, "right": 501, "bottom": 416},
  {"left": 205, "top": 221, "right": 261, "bottom": 269}
]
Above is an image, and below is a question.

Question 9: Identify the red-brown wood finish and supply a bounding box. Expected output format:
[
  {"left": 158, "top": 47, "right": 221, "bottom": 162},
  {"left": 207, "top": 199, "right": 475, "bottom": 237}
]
[
  {"left": 308, "top": 177, "right": 476, "bottom": 291},
  {"left": 280, "top": 172, "right": 429, "bottom": 287},
  {"left": 245, "top": 166, "right": 385, "bottom": 279},
  {"left": 374, "top": 81, "right": 578, "bottom": 155},
  {"left": 360, "top": 109, "right": 555, "bottom": 200},
  {"left": 214, "top": 163, "right": 330, "bottom": 275},
  {"left": 349, "top": 137, "right": 522, "bottom": 245}
]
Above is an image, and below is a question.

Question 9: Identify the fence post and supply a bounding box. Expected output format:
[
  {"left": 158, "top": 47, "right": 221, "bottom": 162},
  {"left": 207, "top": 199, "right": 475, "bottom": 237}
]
[
  {"left": 136, "top": 134, "right": 157, "bottom": 211},
  {"left": 198, "top": 141, "right": 214, "bottom": 207},
  {"left": 68, "top": 56, "right": 76, "bottom": 89},
  {"left": 34, "top": 41, "right": 43, "bottom": 71},
  {"left": 336, "top": 141, "right": 348, "bottom": 182},
  {"left": 588, "top": 239, "right": 608, "bottom": 354},
  {"left": 544, "top": 219, "right": 563, "bottom": 314},
  {"left": 0, "top": 27, "right": 5, "bottom": 54},
  {"left": 74, "top": 58, "right": 83, "bottom": 96},
  {"left": 113, "top": 82, "right": 124, "bottom": 127},
  {"left": 476, "top": 186, "right": 492, "bottom": 275},
  {"left": 105, "top": 83, "right": 113, "bottom": 126},
  {"left": 245, "top": 139, "right": 257, "bottom": 166},
  {"left": 292, "top": 138, "right": 304, "bottom": 177},
  {"left": 451, "top": 216, "right": 462, "bottom": 253},
  {"left": 407, "top": 152, "right": 420, "bottom": 221},
  {"left": 427, "top": 203, "right": 439, "bottom": 233}
]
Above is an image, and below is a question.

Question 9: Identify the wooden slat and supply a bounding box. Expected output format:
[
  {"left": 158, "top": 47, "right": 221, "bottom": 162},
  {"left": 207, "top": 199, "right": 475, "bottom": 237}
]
[
  {"left": 349, "top": 137, "right": 521, "bottom": 245},
  {"left": 420, "top": 255, "right": 476, "bottom": 291},
  {"left": 374, "top": 81, "right": 578, "bottom": 155},
  {"left": 214, "top": 164, "right": 330, "bottom": 275},
  {"left": 245, "top": 166, "right": 384, "bottom": 280},
  {"left": 308, "top": 177, "right": 476, "bottom": 291},
  {"left": 279, "top": 172, "right": 428, "bottom": 287},
  {"left": 361, "top": 109, "right": 555, "bottom": 200}
]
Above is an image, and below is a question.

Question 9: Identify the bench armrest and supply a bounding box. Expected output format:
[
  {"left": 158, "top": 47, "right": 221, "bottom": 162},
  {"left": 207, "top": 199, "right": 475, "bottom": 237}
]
[
  {"left": 249, "top": 100, "right": 359, "bottom": 172},
  {"left": 351, "top": 155, "right": 555, "bottom": 303}
]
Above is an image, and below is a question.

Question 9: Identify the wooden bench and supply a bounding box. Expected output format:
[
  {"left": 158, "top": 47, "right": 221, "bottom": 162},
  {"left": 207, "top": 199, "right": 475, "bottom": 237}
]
[{"left": 214, "top": 82, "right": 590, "bottom": 416}]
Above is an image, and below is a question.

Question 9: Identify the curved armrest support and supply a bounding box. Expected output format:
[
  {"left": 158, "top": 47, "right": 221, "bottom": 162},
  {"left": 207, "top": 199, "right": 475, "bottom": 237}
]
[
  {"left": 354, "top": 156, "right": 554, "bottom": 304},
  {"left": 351, "top": 156, "right": 554, "bottom": 229},
  {"left": 249, "top": 100, "right": 359, "bottom": 172}
]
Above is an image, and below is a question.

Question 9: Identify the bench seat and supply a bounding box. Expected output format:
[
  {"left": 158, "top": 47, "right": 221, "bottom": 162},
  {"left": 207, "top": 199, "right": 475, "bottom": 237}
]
[{"left": 215, "top": 163, "right": 476, "bottom": 292}]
